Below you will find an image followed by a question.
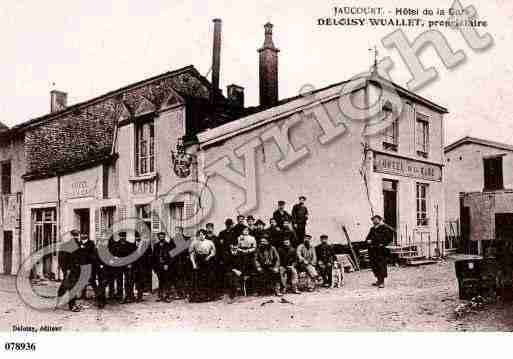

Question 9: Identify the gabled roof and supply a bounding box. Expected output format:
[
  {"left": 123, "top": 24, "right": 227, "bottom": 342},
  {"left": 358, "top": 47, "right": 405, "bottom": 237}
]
[
  {"left": 12, "top": 65, "right": 213, "bottom": 133},
  {"left": 445, "top": 136, "right": 513, "bottom": 153},
  {"left": 197, "top": 73, "right": 448, "bottom": 148},
  {"left": 21, "top": 65, "right": 228, "bottom": 180}
]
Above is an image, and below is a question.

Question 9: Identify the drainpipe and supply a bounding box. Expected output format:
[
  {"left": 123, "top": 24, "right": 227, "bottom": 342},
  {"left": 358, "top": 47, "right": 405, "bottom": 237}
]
[
  {"left": 17, "top": 191, "right": 22, "bottom": 273},
  {"left": 56, "top": 174, "right": 62, "bottom": 280}
]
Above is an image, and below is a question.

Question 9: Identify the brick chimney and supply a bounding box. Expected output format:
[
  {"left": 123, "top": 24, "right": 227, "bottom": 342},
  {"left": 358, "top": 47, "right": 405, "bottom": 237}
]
[
  {"left": 227, "top": 84, "right": 244, "bottom": 108},
  {"left": 258, "top": 22, "right": 279, "bottom": 108},
  {"left": 210, "top": 18, "right": 222, "bottom": 106},
  {"left": 50, "top": 90, "right": 67, "bottom": 113}
]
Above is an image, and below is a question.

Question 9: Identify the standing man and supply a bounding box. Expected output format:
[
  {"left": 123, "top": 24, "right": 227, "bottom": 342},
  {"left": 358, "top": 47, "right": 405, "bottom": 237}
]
[
  {"left": 273, "top": 201, "right": 292, "bottom": 229},
  {"left": 78, "top": 233, "right": 98, "bottom": 300},
  {"left": 152, "top": 232, "right": 175, "bottom": 302},
  {"left": 108, "top": 233, "right": 124, "bottom": 301},
  {"left": 281, "top": 220, "right": 299, "bottom": 248},
  {"left": 57, "top": 230, "right": 83, "bottom": 312},
  {"left": 366, "top": 215, "right": 394, "bottom": 288},
  {"left": 119, "top": 233, "right": 137, "bottom": 304},
  {"left": 246, "top": 215, "right": 256, "bottom": 236},
  {"left": 206, "top": 222, "right": 223, "bottom": 298},
  {"left": 232, "top": 215, "right": 247, "bottom": 238},
  {"left": 174, "top": 226, "right": 193, "bottom": 299},
  {"left": 134, "top": 235, "right": 152, "bottom": 302},
  {"left": 267, "top": 218, "right": 282, "bottom": 248},
  {"left": 315, "top": 234, "right": 335, "bottom": 288},
  {"left": 292, "top": 196, "right": 309, "bottom": 244},
  {"left": 218, "top": 218, "right": 235, "bottom": 248}
]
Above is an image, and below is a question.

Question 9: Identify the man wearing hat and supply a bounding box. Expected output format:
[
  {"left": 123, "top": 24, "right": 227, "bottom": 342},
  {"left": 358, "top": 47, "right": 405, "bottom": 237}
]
[
  {"left": 232, "top": 214, "right": 247, "bottom": 239},
  {"left": 273, "top": 201, "right": 292, "bottom": 229},
  {"left": 152, "top": 232, "right": 175, "bottom": 302},
  {"left": 292, "top": 196, "right": 309, "bottom": 244},
  {"left": 253, "top": 219, "right": 266, "bottom": 244},
  {"left": 246, "top": 215, "right": 256, "bottom": 237},
  {"left": 57, "top": 229, "right": 83, "bottom": 312},
  {"left": 255, "top": 234, "right": 281, "bottom": 296},
  {"left": 366, "top": 215, "right": 394, "bottom": 288},
  {"left": 315, "top": 234, "right": 336, "bottom": 287}
]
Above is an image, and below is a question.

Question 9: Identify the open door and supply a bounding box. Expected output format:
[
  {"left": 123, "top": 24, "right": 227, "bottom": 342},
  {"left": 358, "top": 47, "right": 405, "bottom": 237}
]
[{"left": 3, "top": 231, "right": 13, "bottom": 275}]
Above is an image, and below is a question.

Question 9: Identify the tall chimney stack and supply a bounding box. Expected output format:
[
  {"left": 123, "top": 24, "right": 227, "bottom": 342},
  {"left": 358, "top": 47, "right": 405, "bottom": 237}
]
[
  {"left": 50, "top": 90, "right": 67, "bottom": 113},
  {"left": 258, "top": 22, "right": 279, "bottom": 108},
  {"left": 211, "top": 18, "right": 222, "bottom": 105}
]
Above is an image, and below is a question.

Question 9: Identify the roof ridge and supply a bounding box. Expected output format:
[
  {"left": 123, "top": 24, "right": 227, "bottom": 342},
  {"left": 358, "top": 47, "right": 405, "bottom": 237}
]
[{"left": 12, "top": 64, "right": 200, "bottom": 131}]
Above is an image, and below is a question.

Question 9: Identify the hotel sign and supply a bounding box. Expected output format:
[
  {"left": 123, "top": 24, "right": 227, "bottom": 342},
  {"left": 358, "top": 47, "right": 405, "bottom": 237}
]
[{"left": 373, "top": 153, "right": 442, "bottom": 182}]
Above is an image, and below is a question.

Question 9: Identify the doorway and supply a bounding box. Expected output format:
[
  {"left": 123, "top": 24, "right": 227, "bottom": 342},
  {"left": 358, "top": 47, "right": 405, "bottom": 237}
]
[
  {"left": 383, "top": 179, "right": 398, "bottom": 230},
  {"left": 3, "top": 231, "right": 13, "bottom": 275},
  {"left": 74, "top": 209, "right": 90, "bottom": 237}
]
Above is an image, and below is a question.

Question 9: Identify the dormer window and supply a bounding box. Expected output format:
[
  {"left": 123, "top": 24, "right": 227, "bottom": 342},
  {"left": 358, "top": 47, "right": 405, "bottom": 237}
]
[{"left": 135, "top": 121, "right": 155, "bottom": 175}]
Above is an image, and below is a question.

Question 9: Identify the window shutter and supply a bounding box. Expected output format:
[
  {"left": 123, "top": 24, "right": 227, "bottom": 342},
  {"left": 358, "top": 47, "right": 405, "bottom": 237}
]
[
  {"left": 152, "top": 208, "right": 161, "bottom": 233},
  {"left": 94, "top": 208, "right": 101, "bottom": 242},
  {"left": 118, "top": 205, "right": 127, "bottom": 221}
]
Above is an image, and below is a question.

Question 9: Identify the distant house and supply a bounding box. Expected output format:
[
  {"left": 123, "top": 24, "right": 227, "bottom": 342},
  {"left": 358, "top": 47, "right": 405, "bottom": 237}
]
[{"left": 444, "top": 136, "right": 513, "bottom": 254}]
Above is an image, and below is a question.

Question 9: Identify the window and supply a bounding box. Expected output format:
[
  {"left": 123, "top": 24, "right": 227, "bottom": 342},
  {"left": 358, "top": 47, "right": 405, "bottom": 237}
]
[
  {"left": 135, "top": 204, "right": 152, "bottom": 240},
  {"left": 169, "top": 202, "right": 185, "bottom": 236},
  {"left": 100, "top": 206, "right": 115, "bottom": 239},
  {"left": 483, "top": 156, "right": 503, "bottom": 191},
  {"left": 135, "top": 122, "right": 155, "bottom": 175},
  {"left": 1, "top": 161, "right": 11, "bottom": 194},
  {"left": 415, "top": 114, "right": 429, "bottom": 158},
  {"left": 416, "top": 183, "right": 429, "bottom": 226},
  {"left": 32, "top": 208, "right": 57, "bottom": 251},
  {"left": 136, "top": 204, "right": 152, "bottom": 227},
  {"left": 383, "top": 119, "right": 398, "bottom": 151}
]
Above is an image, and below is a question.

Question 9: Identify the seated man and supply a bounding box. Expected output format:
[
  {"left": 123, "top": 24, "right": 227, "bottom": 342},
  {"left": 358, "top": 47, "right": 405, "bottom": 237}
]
[
  {"left": 297, "top": 234, "right": 321, "bottom": 291},
  {"left": 315, "top": 234, "right": 336, "bottom": 288},
  {"left": 224, "top": 244, "right": 243, "bottom": 302},
  {"left": 255, "top": 234, "right": 281, "bottom": 296},
  {"left": 278, "top": 238, "right": 300, "bottom": 294}
]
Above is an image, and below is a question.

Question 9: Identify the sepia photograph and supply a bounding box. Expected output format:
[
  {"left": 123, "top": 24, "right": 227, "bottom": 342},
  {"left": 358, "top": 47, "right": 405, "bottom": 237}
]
[{"left": 0, "top": 0, "right": 512, "bottom": 356}]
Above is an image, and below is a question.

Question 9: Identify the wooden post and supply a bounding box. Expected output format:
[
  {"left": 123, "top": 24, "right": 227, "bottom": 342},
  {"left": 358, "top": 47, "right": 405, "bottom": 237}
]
[{"left": 342, "top": 225, "right": 360, "bottom": 271}]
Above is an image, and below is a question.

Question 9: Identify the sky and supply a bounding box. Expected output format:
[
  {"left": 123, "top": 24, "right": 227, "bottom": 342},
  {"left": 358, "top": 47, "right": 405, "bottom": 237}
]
[{"left": 1, "top": 0, "right": 512, "bottom": 145}]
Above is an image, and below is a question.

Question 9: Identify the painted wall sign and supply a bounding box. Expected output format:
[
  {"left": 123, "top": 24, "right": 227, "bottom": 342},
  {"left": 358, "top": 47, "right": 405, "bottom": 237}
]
[
  {"left": 64, "top": 179, "right": 98, "bottom": 198},
  {"left": 373, "top": 152, "right": 442, "bottom": 182}
]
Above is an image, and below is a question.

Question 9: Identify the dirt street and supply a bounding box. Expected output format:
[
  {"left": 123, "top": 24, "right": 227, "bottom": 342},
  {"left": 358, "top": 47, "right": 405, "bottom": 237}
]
[{"left": 1, "top": 257, "right": 513, "bottom": 331}]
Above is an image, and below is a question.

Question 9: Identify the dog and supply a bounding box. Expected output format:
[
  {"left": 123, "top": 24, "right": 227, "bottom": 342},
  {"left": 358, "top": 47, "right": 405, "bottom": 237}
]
[{"left": 331, "top": 261, "right": 343, "bottom": 288}]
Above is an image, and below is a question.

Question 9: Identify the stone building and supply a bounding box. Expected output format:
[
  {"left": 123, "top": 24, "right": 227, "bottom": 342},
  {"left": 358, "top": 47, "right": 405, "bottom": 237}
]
[
  {"left": 0, "top": 124, "right": 25, "bottom": 275},
  {"left": 192, "top": 25, "right": 448, "bottom": 258},
  {"left": 0, "top": 20, "right": 448, "bottom": 276}
]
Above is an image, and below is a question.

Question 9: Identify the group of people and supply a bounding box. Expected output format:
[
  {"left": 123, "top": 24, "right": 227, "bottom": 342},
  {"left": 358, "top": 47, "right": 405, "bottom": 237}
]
[{"left": 56, "top": 195, "right": 394, "bottom": 312}]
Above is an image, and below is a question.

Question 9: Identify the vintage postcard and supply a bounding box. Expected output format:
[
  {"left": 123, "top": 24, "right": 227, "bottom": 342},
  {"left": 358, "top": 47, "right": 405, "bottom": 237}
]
[{"left": 0, "top": 0, "right": 512, "bottom": 356}]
